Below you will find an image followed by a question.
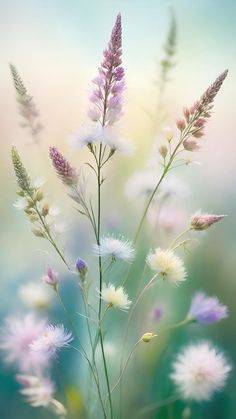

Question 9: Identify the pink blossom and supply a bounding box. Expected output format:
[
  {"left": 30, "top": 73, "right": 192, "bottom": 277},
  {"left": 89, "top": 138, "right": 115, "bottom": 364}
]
[{"left": 0, "top": 313, "right": 48, "bottom": 372}]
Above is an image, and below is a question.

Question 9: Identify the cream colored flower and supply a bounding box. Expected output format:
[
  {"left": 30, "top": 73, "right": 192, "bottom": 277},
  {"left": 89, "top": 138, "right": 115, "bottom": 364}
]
[
  {"left": 146, "top": 248, "right": 187, "bottom": 286},
  {"left": 100, "top": 283, "right": 131, "bottom": 311}
]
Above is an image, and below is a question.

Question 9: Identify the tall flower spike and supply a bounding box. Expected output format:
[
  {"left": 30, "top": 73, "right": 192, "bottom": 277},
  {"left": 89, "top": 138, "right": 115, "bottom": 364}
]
[
  {"left": 178, "top": 70, "right": 228, "bottom": 150},
  {"left": 10, "top": 64, "right": 43, "bottom": 142},
  {"left": 88, "top": 13, "right": 125, "bottom": 126},
  {"left": 11, "top": 146, "right": 32, "bottom": 193},
  {"left": 190, "top": 211, "right": 226, "bottom": 231},
  {"left": 49, "top": 147, "right": 78, "bottom": 186}
]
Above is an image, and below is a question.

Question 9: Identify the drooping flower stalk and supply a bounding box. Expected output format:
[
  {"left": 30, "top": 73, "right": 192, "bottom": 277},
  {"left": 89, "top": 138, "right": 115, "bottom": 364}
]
[{"left": 10, "top": 64, "right": 43, "bottom": 143}]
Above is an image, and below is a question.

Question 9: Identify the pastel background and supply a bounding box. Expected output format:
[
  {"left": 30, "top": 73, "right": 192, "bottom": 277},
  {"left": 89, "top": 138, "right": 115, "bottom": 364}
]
[{"left": 0, "top": 0, "right": 236, "bottom": 418}]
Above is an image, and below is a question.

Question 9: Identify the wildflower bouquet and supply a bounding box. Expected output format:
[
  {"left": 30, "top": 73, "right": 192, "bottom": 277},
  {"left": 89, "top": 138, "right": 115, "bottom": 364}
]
[{"left": 2, "top": 13, "right": 231, "bottom": 419}]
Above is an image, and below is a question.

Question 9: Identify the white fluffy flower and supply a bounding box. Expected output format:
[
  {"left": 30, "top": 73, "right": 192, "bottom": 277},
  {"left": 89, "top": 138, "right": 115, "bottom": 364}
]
[
  {"left": 171, "top": 342, "right": 231, "bottom": 401},
  {"left": 100, "top": 284, "right": 131, "bottom": 311},
  {"left": 146, "top": 248, "right": 187, "bottom": 286},
  {"left": 69, "top": 124, "right": 134, "bottom": 154},
  {"left": 19, "top": 282, "right": 53, "bottom": 309},
  {"left": 69, "top": 124, "right": 101, "bottom": 148},
  {"left": 30, "top": 324, "right": 73, "bottom": 358},
  {"left": 125, "top": 169, "right": 159, "bottom": 199},
  {"left": 93, "top": 236, "right": 135, "bottom": 262}
]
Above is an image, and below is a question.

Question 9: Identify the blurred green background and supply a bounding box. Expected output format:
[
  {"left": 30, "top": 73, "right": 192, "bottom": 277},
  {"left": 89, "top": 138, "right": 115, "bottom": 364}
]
[{"left": 0, "top": 0, "right": 236, "bottom": 418}]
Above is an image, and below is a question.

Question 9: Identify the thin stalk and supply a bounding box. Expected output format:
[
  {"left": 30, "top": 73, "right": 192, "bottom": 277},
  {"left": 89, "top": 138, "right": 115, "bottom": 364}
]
[
  {"left": 96, "top": 143, "right": 113, "bottom": 419},
  {"left": 70, "top": 345, "right": 108, "bottom": 419},
  {"left": 135, "top": 395, "right": 179, "bottom": 418},
  {"left": 168, "top": 227, "right": 192, "bottom": 250}
]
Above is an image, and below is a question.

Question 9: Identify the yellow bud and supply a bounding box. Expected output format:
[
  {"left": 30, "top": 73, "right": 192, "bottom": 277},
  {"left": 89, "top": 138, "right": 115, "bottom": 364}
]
[
  {"left": 159, "top": 145, "right": 168, "bottom": 159},
  {"left": 141, "top": 332, "right": 157, "bottom": 343}
]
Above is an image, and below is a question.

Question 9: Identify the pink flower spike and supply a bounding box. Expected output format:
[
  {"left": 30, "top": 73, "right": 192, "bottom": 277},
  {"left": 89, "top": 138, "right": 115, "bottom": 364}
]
[
  {"left": 49, "top": 147, "right": 77, "bottom": 186},
  {"left": 88, "top": 14, "right": 125, "bottom": 127},
  {"left": 190, "top": 211, "right": 227, "bottom": 231}
]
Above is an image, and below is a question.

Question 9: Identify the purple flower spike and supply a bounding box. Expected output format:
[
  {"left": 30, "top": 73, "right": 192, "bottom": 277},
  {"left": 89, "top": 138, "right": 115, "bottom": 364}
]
[
  {"left": 88, "top": 13, "right": 125, "bottom": 126},
  {"left": 188, "top": 292, "right": 228, "bottom": 324},
  {"left": 49, "top": 147, "right": 77, "bottom": 186}
]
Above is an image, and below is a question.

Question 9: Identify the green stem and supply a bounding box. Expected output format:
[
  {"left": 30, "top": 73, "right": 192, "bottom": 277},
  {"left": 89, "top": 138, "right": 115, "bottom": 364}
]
[
  {"left": 96, "top": 144, "right": 113, "bottom": 419},
  {"left": 70, "top": 345, "right": 108, "bottom": 419},
  {"left": 135, "top": 395, "right": 179, "bottom": 418}
]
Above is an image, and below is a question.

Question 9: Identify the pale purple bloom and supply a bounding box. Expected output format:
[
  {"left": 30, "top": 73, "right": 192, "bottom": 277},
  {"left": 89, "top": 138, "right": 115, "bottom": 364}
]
[
  {"left": 188, "top": 292, "right": 228, "bottom": 324},
  {"left": 0, "top": 313, "right": 48, "bottom": 372},
  {"left": 42, "top": 266, "right": 59, "bottom": 288},
  {"left": 88, "top": 14, "right": 125, "bottom": 127},
  {"left": 49, "top": 147, "right": 77, "bottom": 186},
  {"left": 30, "top": 324, "right": 73, "bottom": 358}
]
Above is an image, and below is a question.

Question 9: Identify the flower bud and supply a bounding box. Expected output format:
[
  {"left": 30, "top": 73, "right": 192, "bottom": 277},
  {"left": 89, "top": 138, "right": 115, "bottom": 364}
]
[
  {"left": 76, "top": 257, "right": 88, "bottom": 280},
  {"left": 32, "top": 228, "right": 46, "bottom": 238},
  {"left": 35, "top": 188, "right": 44, "bottom": 201},
  {"left": 176, "top": 119, "right": 186, "bottom": 131},
  {"left": 42, "top": 266, "right": 59, "bottom": 289},
  {"left": 141, "top": 332, "right": 157, "bottom": 343},
  {"left": 190, "top": 211, "right": 226, "bottom": 231},
  {"left": 42, "top": 203, "right": 49, "bottom": 216},
  {"left": 159, "top": 145, "right": 168, "bottom": 159},
  {"left": 163, "top": 127, "right": 173, "bottom": 142}
]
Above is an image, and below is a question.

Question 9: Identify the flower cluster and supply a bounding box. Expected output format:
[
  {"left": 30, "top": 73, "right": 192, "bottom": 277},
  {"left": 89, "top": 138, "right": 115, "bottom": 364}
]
[
  {"left": 5, "top": 11, "right": 232, "bottom": 419},
  {"left": 88, "top": 13, "right": 124, "bottom": 126},
  {"left": 177, "top": 70, "right": 228, "bottom": 151},
  {"left": 10, "top": 64, "right": 43, "bottom": 142},
  {"left": 12, "top": 146, "right": 64, "bottom": 239}
]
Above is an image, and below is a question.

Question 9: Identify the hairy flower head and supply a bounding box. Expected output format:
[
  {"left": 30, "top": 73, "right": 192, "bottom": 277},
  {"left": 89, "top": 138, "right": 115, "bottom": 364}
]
[
  {"left": 30, "top": 324, "right": 73, "bottom": 358},
  {"left": 146, "top": 248, "right": 187, "bottom": 286},
  {"left": 171, "top": 341, "right": 231, "bottom": 401},
  {"left": 93, "top": 235, "right": 135, "bottom": 262},
  {"left": 100, "top": 283, "right": 131, "bottom": 310},
  {"left": 187, "top": 292, "right": 228, "bottom": 324}
]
